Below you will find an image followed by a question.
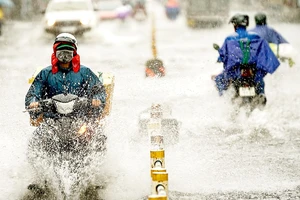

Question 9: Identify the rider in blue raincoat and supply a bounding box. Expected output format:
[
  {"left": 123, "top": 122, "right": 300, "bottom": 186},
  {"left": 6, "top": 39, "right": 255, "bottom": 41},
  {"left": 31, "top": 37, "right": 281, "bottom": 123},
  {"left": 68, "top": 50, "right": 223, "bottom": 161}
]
[
  {"left": 213, "top": 14, "right": 280, "bottom": 102},
  {"left": 249, "top": 13, "right": 295, "bottom": 67},
  {"left": 250, "top": 13, "right": 288, "bottom": 45},
  {"left": 25, "top": 33, "right": 106, "bottom": 118}
]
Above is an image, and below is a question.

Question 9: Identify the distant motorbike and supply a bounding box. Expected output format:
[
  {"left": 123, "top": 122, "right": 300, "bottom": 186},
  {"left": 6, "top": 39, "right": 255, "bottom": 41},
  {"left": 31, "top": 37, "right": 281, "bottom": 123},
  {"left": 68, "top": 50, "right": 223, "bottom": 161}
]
[
  {"left": 145, "top": 58, "right": 166, "bottom": 78},
  {"left": 24, "top": 94, "right": 107, "bottom": 200},
  {"left": 132, "top": 0, "right": 147, "bottom": 21},
  {"left": 213, "top": 43, "right": 266, "bottom": 113},
  {"left": 165, "top": 0, "right": 180, "bottom": 20},
  {"left": 165, "top": 6, "right": 180, "bottom": 20}
]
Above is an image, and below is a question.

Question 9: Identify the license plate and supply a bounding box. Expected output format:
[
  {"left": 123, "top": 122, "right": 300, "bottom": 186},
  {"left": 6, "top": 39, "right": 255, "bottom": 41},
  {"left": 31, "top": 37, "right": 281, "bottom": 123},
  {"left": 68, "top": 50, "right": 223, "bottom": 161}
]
[
  {"left": 60, "top": 26, "right": 76, "bottom": 33},
  {"left": 239, "top": 87, "right": 255, "bottom": 97}
]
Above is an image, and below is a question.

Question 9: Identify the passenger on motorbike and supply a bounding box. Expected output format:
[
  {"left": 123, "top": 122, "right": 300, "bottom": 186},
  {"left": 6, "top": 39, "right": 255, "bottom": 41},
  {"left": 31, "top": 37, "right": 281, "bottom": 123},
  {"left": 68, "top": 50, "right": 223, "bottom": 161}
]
[
  {"left": 251, "top": 13, "right": 288, "bottom": 45},
  {"left": 212, "top": 14, "right": 280, "bottom": 105},
  {"left": 249, "top": 12, "right": 295, "bottom": 67},
  {"left": 25, "top": 32, "right": 106, "bottom": 119}
]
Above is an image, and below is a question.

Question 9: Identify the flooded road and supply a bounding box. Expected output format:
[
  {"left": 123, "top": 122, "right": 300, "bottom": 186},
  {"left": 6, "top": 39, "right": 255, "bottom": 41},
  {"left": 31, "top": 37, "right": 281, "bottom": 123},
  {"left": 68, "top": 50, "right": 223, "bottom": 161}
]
[{"left": 1, "top": 2, "right": 300, "bottom": 199}]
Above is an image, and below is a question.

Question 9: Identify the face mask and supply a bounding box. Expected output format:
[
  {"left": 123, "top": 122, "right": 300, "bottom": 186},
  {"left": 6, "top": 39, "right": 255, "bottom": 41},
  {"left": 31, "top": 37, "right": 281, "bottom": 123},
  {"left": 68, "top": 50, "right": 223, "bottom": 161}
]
[{"left": 56, "top": 50, "right": 74, "bottom": 63}]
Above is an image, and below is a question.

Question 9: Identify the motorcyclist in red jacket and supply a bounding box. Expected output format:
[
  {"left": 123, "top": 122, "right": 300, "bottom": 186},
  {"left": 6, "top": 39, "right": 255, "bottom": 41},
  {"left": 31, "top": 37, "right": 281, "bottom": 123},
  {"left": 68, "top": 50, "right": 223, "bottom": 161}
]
[{"left": 25, "top": 33, "right": 106, "bottom": 116}]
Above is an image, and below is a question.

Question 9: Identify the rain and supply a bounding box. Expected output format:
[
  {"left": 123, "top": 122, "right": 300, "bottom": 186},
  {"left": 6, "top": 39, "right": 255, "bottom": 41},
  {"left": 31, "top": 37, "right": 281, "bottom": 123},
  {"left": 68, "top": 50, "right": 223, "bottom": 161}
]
[{"left": 1, "top": 0, "right": 300, "bottom": 199}]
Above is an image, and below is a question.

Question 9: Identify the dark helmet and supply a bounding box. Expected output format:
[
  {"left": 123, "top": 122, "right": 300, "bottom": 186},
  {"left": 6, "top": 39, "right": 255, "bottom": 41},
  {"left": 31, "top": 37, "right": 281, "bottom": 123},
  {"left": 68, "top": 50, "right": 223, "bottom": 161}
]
[
  {"left": 255, "top": 13, "right": 267, "bottom": 25},
  {"left": 229, "top": 14, "right": 249, "bottom": 27}
]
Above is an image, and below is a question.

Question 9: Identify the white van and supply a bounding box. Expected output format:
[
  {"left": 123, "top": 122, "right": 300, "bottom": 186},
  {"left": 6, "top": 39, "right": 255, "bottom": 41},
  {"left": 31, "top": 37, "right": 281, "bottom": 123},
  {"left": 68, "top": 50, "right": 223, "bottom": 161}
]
[{"left": 43, "top": 0, "right": 97, "bottom": 35}]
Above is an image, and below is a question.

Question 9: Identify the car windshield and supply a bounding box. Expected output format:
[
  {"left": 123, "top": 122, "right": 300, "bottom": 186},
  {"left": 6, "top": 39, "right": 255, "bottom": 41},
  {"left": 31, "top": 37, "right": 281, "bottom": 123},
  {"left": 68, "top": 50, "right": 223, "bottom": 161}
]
[
  {"left": 97, "top": 1, "right": 122, "bottom": 11},
  {"left": 47, "top": 1, "right": 90, "bottom": 11},
  {"left": 186, "top": 0, "right": 229, "bottom": 13}
]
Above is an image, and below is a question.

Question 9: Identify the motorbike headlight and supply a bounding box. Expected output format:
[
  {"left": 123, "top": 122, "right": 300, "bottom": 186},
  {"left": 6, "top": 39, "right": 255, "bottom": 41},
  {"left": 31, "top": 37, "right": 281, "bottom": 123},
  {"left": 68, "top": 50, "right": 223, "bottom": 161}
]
[
  {"left": 47, "top": 19, "right": 56, "bottom": 26},
  {"left": 54, "top": 101, "right": 75, "bottom": 114},
  {"left": 77, "top": 123, "right": 87, "bottom": 136}
]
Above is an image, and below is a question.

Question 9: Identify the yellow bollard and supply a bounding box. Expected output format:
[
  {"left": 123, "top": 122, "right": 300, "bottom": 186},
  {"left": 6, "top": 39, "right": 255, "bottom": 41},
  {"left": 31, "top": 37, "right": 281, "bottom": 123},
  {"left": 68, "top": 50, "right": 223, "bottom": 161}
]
[
  {"left": 151, "top": 172, "right": 168, "bottom": 197},
  {"left": 148, "top": 195, "right": 167, "bottom": 200},
  {"left": 151, "top": 168, "right": 167, "bottom": 178},
  {"left": 150, "top": 150, "right": 165, "bottom": 169}
]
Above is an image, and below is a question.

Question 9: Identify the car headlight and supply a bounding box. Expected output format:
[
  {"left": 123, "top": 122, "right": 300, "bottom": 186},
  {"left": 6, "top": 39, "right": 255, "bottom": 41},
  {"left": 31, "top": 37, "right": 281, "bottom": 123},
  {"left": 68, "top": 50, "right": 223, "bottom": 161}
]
[
  {"left": 47, "top": 19, "right": 56, "bottom": 26},
  {"left": 80, "top": 18, "right": 91, "bottom": 25}
]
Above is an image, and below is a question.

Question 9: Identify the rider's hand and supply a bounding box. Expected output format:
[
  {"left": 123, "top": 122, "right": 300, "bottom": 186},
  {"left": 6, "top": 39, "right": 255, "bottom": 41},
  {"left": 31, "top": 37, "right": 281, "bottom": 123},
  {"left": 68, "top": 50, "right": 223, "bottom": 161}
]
[
  {"left": 92, "top": 99, "right": 101, "bottom": 107},
  {"left": 288, "top": 58, "right": 295, "bottom": 68},
  {"left": 279, "top": 57, "right": 286, "bottom": 62},
  {"left": 29, "top": 102, "right": 39, "bottom": 109},
  {"left": 211, "top": 75, "right": 217, "bottom": 80}
]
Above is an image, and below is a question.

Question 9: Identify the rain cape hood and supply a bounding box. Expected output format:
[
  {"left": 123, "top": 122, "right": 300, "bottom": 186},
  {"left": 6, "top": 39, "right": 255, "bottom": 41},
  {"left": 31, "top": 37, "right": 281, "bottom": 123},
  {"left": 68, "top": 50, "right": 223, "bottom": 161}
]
[{"left": 51, "top": 42, "right": 80, "bottom": 74}]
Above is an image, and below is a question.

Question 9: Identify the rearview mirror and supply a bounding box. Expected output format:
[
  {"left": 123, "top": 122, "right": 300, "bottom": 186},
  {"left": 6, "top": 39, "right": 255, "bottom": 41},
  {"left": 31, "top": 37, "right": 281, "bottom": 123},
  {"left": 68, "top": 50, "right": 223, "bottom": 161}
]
[{"left": 213, "top": 43, "right": 220, "bottom": 51}]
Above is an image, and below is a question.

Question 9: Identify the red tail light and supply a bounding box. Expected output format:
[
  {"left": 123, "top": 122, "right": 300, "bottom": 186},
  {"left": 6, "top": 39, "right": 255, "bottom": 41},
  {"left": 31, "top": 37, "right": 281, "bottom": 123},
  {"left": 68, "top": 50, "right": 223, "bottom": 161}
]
[{"left": 241, "top": 69, "right": 253, "bottom": 77}]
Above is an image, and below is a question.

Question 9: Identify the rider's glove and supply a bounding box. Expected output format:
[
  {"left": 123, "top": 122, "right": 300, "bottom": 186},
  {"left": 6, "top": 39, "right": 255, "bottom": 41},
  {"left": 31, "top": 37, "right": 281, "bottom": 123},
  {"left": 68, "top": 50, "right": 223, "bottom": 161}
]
[
  {"left": 279, "top": 57, "right": 286, "bottom": 62},
  {"left": 28, "top": 102, "right": 40, "bottom": 109},
  {"left": 288, "top": 58, "right": 295, "bottom": 68},
  {"left": 92, "top": 99, "right": 101, "bottom": 107}
]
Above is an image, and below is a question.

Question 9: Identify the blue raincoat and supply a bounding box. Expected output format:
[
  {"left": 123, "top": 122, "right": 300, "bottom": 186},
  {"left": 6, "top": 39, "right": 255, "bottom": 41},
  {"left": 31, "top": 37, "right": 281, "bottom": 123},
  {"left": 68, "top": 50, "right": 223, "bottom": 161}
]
[
  {"left": 25, "top": 65, "right": 106, "bottom": 107},
  {"left": 249, "top": 25, "right": 288, "bottom": 44},
  {"left": 215, "top": 27, "right": 280, "bottom": 95}
]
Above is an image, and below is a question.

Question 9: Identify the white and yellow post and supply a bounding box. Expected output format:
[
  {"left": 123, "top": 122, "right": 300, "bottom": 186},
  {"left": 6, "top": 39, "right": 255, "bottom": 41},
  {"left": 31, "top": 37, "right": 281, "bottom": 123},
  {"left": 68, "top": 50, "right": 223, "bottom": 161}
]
[
  {"left": 148, "top": 195, "right": 167, "bottom": 200},
  {"left": 148, "top": 104, "right": 163, "bottom": 150},
  {"left": 148, "top": 104, "right": 169, "bottom": 200},
  {"left": 150, "top": 172, "right": 168, "bottom": 198}
]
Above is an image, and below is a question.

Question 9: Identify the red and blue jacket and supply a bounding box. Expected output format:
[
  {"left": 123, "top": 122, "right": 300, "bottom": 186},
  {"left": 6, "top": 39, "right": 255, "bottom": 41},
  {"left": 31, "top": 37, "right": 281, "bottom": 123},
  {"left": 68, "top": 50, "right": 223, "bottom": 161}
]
[{"left": 25, "top": 43, "right": 106, "bottom": 107}]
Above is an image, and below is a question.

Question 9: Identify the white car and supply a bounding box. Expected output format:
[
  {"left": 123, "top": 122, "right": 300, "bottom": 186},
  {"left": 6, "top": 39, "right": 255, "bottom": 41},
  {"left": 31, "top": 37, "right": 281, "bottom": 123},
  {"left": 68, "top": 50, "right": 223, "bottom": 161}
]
[{"left": 43, "top": 0, "right": 98, "bottom": 35}]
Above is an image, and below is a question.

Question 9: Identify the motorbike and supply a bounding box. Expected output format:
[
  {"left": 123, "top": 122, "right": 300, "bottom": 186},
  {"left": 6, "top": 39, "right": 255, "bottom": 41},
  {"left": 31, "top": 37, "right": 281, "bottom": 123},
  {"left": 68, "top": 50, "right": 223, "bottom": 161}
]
[
  {"left": 165, "top": 6, "right": 180, "bottom": 20},
  {"left": 131, "top": 0, "right": 147, "bottom": 21},
  {"left": 213, "top": 43, "right": 267, "bottom": 113},
  {"left": 165, "top": 0, "right": 180, "bottom": 20},
  {"left": 23, "top": 93, "right": 107, "bottom": 200},
  {"left": 145, "top": 58, "right": 166, "bottom": 78}
]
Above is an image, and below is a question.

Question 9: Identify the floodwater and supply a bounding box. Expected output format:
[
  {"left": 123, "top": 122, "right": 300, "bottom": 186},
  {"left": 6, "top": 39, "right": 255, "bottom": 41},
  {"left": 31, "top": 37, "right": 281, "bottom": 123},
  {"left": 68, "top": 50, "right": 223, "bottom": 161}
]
[{"left": 1, "top": 1, "right": 300, "bottom": 199}]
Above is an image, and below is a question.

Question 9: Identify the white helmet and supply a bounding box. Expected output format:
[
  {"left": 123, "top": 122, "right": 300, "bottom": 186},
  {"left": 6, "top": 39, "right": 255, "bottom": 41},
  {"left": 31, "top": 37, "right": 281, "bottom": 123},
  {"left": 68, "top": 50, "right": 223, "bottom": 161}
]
[{"left": 54, "top": 33, "right": 78, "bottom": 50}]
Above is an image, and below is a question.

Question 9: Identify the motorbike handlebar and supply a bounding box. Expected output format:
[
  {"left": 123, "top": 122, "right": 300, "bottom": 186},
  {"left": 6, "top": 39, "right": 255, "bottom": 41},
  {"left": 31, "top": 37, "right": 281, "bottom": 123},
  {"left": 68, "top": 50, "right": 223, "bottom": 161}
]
[
  {"left": 25, "top": 96, "right": 92, "bottom": 113},
  {"left": 213, "top": 43, "right": 220, "bottom": 51}
]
